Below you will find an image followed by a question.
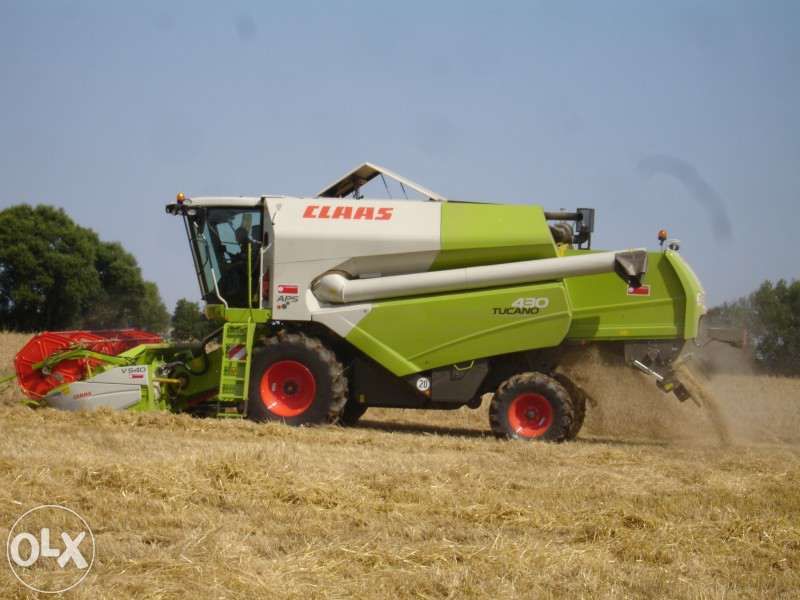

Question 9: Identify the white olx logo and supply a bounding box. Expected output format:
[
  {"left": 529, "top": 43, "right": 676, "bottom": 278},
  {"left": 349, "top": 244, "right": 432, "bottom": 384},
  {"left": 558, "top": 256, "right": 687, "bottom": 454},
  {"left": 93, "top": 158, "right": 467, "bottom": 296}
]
[{"left": 6, "top": 505, "right": 95, "bottom": 593}]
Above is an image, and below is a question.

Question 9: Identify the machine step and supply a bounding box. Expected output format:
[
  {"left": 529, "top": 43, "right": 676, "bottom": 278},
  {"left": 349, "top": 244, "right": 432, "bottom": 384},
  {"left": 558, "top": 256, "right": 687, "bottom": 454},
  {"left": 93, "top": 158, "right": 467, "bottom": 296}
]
[{"left": 217, "top": 322, "right": 256, "bottom": 403}]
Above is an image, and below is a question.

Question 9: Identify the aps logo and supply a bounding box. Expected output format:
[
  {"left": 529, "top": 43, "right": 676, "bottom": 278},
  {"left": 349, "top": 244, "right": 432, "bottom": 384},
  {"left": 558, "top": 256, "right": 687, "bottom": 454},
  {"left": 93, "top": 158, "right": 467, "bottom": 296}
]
[
  {"left": 6, "top": 504, "right": 95, "bottom": 593},
  {"left": 276, "top": 283, "right": 300, "bottom": 310}
]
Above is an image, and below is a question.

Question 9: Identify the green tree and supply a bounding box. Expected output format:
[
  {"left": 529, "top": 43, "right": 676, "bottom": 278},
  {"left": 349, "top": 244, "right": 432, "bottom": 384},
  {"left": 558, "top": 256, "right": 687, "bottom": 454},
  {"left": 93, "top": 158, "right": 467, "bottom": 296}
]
[
  {"left": 709, "top": 279, "right": 800, "bottom": 375},
  {"left": 0, "top": 204, "right": 170, "bottom": 333},
  {"left": 0, "top": 205, "right": 101, "bottom": 330},
  {"left": 83, "top": 241, "right": 169, "bottom": 333},
  {"left": 171, "top": 298, "right": 216, "bottom": 341},
  {"left": 706, "top": 296, "right": 752, "bottom": 329},
  {"left": 748, "top": 280, "right": 800, "bottom": 375},
  {"left": 137, "top": 282, "right": 171, "bottom": 333}
]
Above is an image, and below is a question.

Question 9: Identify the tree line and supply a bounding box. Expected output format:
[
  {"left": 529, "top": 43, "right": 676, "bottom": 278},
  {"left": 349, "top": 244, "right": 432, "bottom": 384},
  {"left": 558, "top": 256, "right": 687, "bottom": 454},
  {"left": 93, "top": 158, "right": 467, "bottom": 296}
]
[
  {"left": 0, "top": 204, "right": 219, "bottom": 339},
  {"left": 707, "top": 279, "right": 800, "bottom": 376}
]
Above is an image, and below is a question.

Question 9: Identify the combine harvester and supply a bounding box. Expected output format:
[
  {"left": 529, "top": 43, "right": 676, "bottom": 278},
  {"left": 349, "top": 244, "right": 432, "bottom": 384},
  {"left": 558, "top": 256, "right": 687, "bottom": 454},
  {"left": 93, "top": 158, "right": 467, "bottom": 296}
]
[{"left": 2, "top": 164, "right": 708, "bottom": 441}]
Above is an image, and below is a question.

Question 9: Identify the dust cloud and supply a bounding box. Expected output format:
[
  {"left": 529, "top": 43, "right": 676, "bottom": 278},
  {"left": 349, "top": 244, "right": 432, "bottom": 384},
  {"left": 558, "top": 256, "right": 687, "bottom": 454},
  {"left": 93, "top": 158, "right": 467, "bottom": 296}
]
[{"left": 559, "top": 344, "right": 800, "bottom": 445}]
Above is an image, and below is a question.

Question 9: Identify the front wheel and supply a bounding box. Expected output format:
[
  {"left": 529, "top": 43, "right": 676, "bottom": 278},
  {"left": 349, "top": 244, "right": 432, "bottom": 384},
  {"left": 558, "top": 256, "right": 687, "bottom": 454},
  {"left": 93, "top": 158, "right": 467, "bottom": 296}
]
[
  {"left": 247, "top": 332, "right": 347, "bottom": 426},
  {"left": 489, "top": 372, "right": 575, "bottom": 442}
]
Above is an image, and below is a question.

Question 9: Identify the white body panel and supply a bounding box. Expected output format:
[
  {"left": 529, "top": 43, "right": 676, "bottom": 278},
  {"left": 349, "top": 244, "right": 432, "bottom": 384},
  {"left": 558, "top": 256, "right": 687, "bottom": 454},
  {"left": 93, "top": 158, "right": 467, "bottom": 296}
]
[
  {"left": 263, "top": 196, "right": 441, "bottom": 321},
  {"left": 89, "top": 365, "right": 150, "bottom": 385},
  {"left": 184, "top": 196, "right": 263, "bottom": 208},
  {"left": 304, "top": 291, "right": 373, "bottom": 338}
]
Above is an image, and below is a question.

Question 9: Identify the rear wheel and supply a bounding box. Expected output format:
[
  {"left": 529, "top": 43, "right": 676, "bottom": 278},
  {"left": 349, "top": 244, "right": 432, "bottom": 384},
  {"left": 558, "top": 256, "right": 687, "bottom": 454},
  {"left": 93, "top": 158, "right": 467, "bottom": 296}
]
[
  {"left": 489, "top": 372, "right": 575, "bottom": 442},
  {"left": 247, "top": 332, "right": 347, "bottom": 426}
]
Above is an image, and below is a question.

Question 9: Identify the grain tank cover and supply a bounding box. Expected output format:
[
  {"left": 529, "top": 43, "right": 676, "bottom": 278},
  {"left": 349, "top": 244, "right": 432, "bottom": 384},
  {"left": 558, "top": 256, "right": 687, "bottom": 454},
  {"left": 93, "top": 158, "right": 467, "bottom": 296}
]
[
  {"left": 316, "top": 162, "right": 447, "bottom": 202},
  {"left": 314, "top": 162, "right": 558, "bottom": 267},
  {"left": 434, "top": 202, "right": 558, "bottom": 268}
]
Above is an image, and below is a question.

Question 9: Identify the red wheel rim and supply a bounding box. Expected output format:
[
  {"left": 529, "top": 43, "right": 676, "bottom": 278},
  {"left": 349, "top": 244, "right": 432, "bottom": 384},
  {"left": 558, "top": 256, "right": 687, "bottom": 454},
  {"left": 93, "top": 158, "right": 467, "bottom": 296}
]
[
  {"left": 507, "top": 393, "right": 553, "bottom": 438},
  {"left": 259, "top": 360, "right": 316, "bottom": 417}
]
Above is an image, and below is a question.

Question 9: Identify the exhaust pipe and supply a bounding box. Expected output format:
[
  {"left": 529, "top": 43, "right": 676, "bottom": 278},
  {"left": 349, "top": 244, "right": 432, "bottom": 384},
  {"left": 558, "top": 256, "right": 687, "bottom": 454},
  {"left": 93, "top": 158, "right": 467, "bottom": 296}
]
[{"left": 313, "top": 249, "right": 648, "bottom": 304}]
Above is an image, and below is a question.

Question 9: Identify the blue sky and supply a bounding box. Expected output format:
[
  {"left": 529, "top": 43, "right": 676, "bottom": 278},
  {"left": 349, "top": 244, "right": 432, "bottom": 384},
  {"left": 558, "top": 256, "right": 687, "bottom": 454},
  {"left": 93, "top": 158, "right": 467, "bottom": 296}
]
[{"left": 1, "top": 1, "right": 798, "bottom": 310}]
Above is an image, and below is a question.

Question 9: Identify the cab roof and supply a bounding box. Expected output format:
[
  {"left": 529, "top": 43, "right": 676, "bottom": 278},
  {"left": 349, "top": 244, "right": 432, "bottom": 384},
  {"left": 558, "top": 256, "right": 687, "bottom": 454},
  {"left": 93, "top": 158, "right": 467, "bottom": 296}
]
[{"left": 168, "top": 163, "right": 480, "bottom": 209}]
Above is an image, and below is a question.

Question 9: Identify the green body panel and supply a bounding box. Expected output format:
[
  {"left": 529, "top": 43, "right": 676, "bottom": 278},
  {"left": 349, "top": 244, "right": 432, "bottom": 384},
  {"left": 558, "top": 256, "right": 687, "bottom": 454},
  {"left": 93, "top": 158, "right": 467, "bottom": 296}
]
[
  {"left": 563, "top": 251, "right": 687, "bottom": 341},
  {"left": 110, "top": 343, "right": 172, "bottom": 360},
  {"left": 665, "top": 250, "right": 705, "bottom": 338},
  {"left": 345, "top": 282, "right": 572, "bottom": 376},
  {"left": 206, "top": 305, "right": 271, "bottom": 323},
  {"left": 117, "top": 344, "right": 183, "bottom": 411},
  {"left": 345, "top": 247, "right": 705, "bottom": 377},
  {"left": 432, "top": 203, "right": 557, "bottom": 270},
  {"left": 172, "top": 347, "right": 223, "bottom": 406},
  {"left": 130, "top": 370, "right": 167, "bottom": 412}
]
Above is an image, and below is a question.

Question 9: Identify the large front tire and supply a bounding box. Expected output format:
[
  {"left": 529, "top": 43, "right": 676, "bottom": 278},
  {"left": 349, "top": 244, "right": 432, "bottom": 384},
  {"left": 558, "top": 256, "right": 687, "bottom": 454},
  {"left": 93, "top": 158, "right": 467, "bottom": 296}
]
[
  {"left": 489, "top": 372, "right": 575, "bottom": 442},
  {"left": 247, "top": 332, "right": 347, "bottom": 426}
]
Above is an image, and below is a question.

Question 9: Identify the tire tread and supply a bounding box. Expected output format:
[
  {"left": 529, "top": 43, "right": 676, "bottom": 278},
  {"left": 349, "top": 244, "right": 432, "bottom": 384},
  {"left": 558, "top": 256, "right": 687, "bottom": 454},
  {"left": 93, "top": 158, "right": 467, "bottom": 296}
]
[
  {"left": 489, "top": 371, "right": 576, "bottom": 442},
  {"left": 252, "top": 330, "right": 348, "bottom": 423}
]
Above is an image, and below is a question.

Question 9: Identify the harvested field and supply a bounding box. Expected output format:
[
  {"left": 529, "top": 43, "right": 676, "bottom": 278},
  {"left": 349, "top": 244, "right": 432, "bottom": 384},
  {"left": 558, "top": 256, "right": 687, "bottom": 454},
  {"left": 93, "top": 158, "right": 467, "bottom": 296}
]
[{"left": 1, "top": 332, "right": 800, "bottom": 598}]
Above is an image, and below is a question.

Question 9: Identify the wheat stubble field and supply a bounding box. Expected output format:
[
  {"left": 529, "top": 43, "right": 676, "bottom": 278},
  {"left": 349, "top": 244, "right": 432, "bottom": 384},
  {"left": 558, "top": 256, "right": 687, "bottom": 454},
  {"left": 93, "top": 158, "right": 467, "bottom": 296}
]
[{"left": 1, "top": 331, "right": 799, "bottom": 599}]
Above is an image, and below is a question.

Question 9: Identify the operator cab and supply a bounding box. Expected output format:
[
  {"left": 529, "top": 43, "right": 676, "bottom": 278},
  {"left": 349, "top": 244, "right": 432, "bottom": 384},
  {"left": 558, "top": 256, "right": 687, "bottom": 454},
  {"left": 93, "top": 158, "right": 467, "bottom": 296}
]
[{"left": 167, "top": 196, "right": 265, "bottom": 308}]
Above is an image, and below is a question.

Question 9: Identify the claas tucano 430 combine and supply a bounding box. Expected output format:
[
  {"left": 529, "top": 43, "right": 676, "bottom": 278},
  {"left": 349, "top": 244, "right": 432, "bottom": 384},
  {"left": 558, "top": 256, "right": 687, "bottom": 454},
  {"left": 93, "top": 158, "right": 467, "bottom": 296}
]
[{"left": 5, "top": 164, "right": 707, "bottom": 441}]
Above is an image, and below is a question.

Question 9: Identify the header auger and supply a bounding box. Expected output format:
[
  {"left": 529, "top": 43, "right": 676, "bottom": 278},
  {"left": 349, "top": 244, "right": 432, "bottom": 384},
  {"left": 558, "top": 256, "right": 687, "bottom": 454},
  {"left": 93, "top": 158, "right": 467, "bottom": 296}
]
[{"left": 5, "top": 163, "right": 707, "bottom": 441}]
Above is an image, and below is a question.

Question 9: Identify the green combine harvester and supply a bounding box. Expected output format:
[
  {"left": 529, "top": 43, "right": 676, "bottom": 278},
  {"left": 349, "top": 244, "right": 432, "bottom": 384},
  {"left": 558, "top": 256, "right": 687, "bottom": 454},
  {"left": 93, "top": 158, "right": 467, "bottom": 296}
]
[{"left": 4, "top": 164, "right": 707, "bottom": 441}]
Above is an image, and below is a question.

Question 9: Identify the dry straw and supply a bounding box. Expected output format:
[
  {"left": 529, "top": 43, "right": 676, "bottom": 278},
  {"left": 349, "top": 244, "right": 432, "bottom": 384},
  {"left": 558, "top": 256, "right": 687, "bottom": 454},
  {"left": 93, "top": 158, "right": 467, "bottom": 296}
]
[{"left": 1, "top": 332, "right": 799, "bottom": 598}]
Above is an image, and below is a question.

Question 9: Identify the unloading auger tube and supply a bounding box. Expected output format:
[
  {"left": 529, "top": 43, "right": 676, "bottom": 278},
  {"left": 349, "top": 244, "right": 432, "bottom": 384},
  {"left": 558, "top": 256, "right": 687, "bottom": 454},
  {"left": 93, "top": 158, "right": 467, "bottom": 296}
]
[{"left": 312, "top": 249, "right": 648, "bottom": 304}]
